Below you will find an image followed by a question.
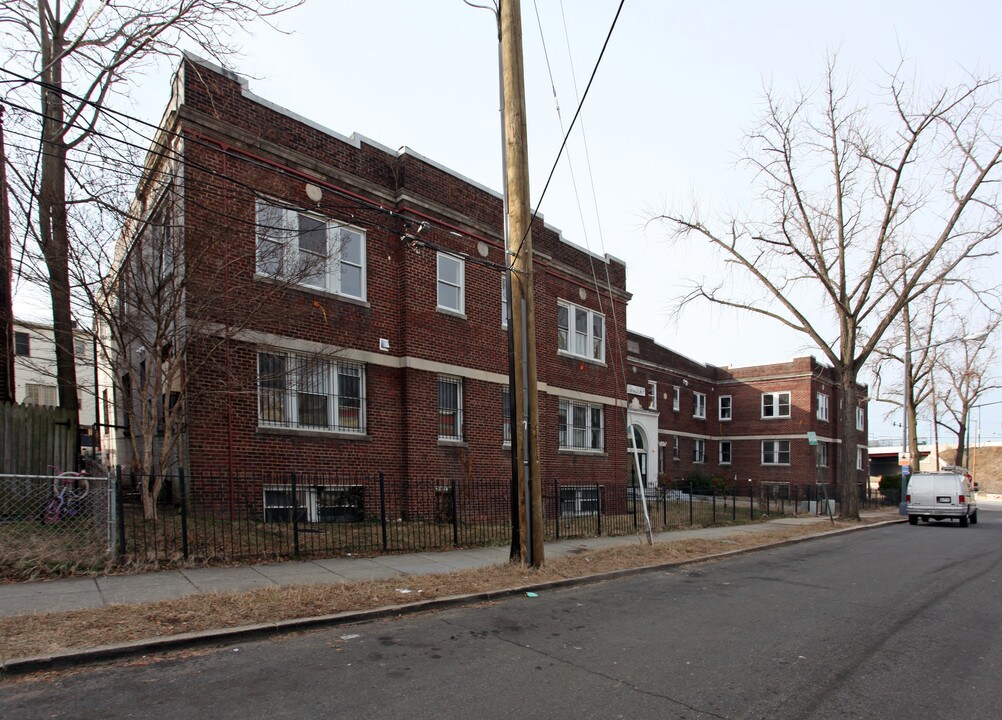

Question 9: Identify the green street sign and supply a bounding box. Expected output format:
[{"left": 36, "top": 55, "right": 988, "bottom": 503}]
[{"left": 807, "top": 431, "right": 818, "bottom": 446}]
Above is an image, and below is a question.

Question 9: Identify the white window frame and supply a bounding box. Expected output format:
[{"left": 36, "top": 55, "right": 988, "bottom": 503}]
[
  {"left": 560, "top": 486, "right": 600, "bottom": 517},
  {"left": 719, "top": 440, "right": 732, "bottom": 465},
  {"left": 817, "top": 393, "right": 829, "bottom": 422},
  {"left": 672, "top": 386, "right": 680, "bottom": 412},
  {"left": 25, "top": 383, "right": 58, "bottom": 406},
  {"left": 761, "top": 439, "right": 791, "bottom": 465},
  {"left": 438, "top": 376, "right": 464, "bottom": 440},
  {"left": 437, "top": 252, "right": 465, "bottom": 315},
  {"left": 502, "top": 386, "right": 511, "bottom": 446},
  {"left": 719, "top": 395, "right": 732, "bottom": 421},
  {"left": 557, "top": 299, "right": 605, "bottom": 363},
  {"left": 761, "top": 391, "right": 791, "bottom": 419},
  {"left": 501, "top": 274, "right": 509, "bottom": 328},
  {"left": 257, "top": 351, "right": 366, "bottom": 433},
  {"left": 856, "top": 407, "right": 865, "bottom": 431},
  {"left": 857, "top": 447, "right": 864, "bottom": 470},
  {"left": 559, "top": 398, "right": 604, "bottom": 451},
  {"left": 693, "top": 392, "right": 706, "bottom": 419},
  {"left": 255, "top": 199, "right": 367, "bottom": 300},
  {"left": 672, "top": 435, "right": 680, "bottom": 460},
  {"left": 817, "top": 442, "right": 829, "bottom": 467},
  {"left": 648, "top": 381, "right": 658, "bottom": 411},
  {"left": 693, "top": 438, "right": 706, "bottom": 464}
]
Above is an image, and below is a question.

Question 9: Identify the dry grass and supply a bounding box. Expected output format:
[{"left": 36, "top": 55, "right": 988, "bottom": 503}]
[{"left": 0, "top": 516, "right": 893, "bottom": 662}]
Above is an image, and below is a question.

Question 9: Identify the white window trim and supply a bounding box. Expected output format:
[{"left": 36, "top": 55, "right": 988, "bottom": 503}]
[
  {"left": 856, "top": 407, "right": 865, "bottom": 431},
  {"left": 761, "top": 391, "right": 792, "bottom": 419},
  {"left": 255, "top": 199, "right": 367, "bottom": 301},
  {"left": 436, "top": 251, "right": 465, "bottom": 316},
  {"left": 560, "top": 486, "right": 600, "bottom": 517},
  {"left": 501, "top": 275, "right": 509, "bottom": 328},
  {"left": 817, "top": 393, "right": 829, "bottom": 422},
  {"left": 761, "top": 439, "right": 791, "bottom": 466},
  {"left": 718, "top": 395, "right": 732, "bottom": 422},
  {"left": 557, "top": 299, "right": 605, "bottom": 363},
  {"left": 857, "top": 447, "right": 864, "bottom": 470},
  {"left": 559, "top": 398, "right": 604, "bottom": 451},
  {"left": 672, "top": 435, "right": 680, "bottom": 460},
  {"left": 817, "top": 443, "right": 829, "bottom": 467},
  {"left": 693, "top": 438, "right": 706, "bottom": 464},
  {"left": 693, "top": 392, "right": 706, "bottom": 419},
  {"left": 672, "top": 386, "right": 680, "bottom": 412},
  {"left": 257, "top": 352, "right": 366, "bottom": 434},
  {"left": 719, "top": 440, "right": 732, "bottom": 465},
  {"left": 648, "top": 381, "right": 658, "bottom": 411}
]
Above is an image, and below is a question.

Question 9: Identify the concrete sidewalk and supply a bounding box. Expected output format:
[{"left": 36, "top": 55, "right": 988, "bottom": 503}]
[{"left": 0, "top": 511, "right": 898, "bottom": 619}]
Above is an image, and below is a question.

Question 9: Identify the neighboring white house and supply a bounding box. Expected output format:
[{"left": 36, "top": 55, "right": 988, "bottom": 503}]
[{"left": 13, "top": 320, "right": 101, "bottom": 451}]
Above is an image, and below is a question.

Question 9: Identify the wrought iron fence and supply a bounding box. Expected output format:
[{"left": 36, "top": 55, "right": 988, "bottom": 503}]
[{"left": 0, "top": 472, "right": 115, "bottom": 580}]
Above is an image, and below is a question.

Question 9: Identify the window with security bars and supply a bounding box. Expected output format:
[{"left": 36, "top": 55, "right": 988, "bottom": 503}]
[
  {"left": 558, "top": 399, "right": 603, "bottom": 451},
  {"left": 438, "top": 377, "right": 463, "bottom": 440},
  {"left": 257, "top": 351, "right": 365, "bottom": 433}
]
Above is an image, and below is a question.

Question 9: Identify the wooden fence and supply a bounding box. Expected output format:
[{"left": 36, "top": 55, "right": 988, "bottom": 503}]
[{"left": 0, "top": 401, "right": 77, "bottom": 475}]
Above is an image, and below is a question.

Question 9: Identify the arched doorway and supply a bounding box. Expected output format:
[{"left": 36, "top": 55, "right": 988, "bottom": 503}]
[{"left": 628, "top": 424, "right": 648, "bottom": 489}]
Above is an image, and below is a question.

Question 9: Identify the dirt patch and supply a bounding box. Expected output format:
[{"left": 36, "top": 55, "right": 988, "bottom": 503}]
[{"left": 0, "top": 516, "right": 893, "bottom": 662}]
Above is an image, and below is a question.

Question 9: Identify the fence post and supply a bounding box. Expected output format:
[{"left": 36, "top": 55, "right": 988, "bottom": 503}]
[
  {"left": 793, "top": 484, "right": 798, "bottom": 516},
  {"left": 379, "top": 472, "right": 388, "bottom": 552},
  {"left": 663, "top": 487, "right": 668, "bottom": 528},
  {"left": 178, "top": 467, "right": 189, "bottom": 561},
  {"left": 712, "top": 487, "right": 716, "bottom": 524},
  {"left": 116, "top": 465, "right": 126, "bottom": 564},
  {"left": 632, "top": 480, "right": 638, "bottom": 530},
  {"left": 596, "top": 483, "right": 602, "bottom": 536},
  {"left": 732, "top": 484, "right": 736, "bottom": 522},
  {"left": 749, "top": 481, "right": 754, "bottom": 521},
  {"left": 291, "top": 472, "right": 300, "bottom": 560},
  {"left": 451, "top": 478, "right": 459, "bottom": 547},
  {"left": 689, "top": 482, "right": 693, "bottom": 526},
  {"left": 554, "top": 478, "right": 560, "bottom": 541}
]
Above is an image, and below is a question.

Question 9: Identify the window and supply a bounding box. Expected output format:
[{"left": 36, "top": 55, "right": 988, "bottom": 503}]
[
  {"left": 558, "top": 399, "right": 604, "bottom": 451},
  {"left": 693, "top": 439, "right": 706, "bottom": 464},
  {"left": 257, "top": 351, "right": 366, "bottom": 433},
  {"left": 672, "top": 435, "right": 680, "bottom": 460},
  {"left": 648, "top": 381, "right": 658, "bottom": 411},
  {"left": 762, "top": 391, "right": 791, "bottom": 418},
  {"left": 263, "top": 484, "right": 364, "bottom": 523},
  {"left": 557, "top": 300, "right": 605, "bottom": 362},
  {"left": 25, "top": 383, "right": 58, "bottom": 406},
  {"left": 817, "top": 442, "right": 828, "bottom": 467},
  {"left": 438, "top": 377, "right": 463, "bottom": 440},
  {"left": 817, "top": 393, "right": 829, "bottom": 421},
  {"left": 672, "top": 386, "right": 680, "bottom": 412},
  {"left": 694, "top": 392, "right": 706, "bottom": 419},
  {"left": 719, "top": 395, "right": 732, "bottom": 421},
  {"left": 658, "top": 445, "right": 665, "bottom": 474},
  {"left": 501, "top": 275, "right": 509, "bottom": 328},
  {"left": 856, "top": 407, "right": 865, "bottom": 431},
  {"left": 857, "top": 447, "right": 864, "bottom": 471},
  {"left": 255, "top": 199, "right": 366, "bottom": 299},
  {"left": 560, "top": 486, "right": 599, "bottom": 517},
  {"left": 74, "top": 338, "right": 88, "bottom": 358},
  {"left": 14, "top": 331, "right": 29, "bottom": 356},
  {"left": 719, "top": 440, "right": 732, "bottom": 465},
  {"left": 762, "top": 440, "right": 791, "bottom": 465},
  {"left": 502, "top": 386, "right": 511, "bottom": 445},
  {"left": 437, "top": 252, "right": 465, "bottom": 314}
]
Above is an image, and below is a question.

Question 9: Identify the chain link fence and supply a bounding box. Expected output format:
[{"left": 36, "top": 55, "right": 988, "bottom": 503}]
[{"left": 0, "top": 473, "right": 116, "bottom": 580}]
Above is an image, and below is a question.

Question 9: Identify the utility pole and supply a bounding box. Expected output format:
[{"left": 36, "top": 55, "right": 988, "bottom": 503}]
[
  {"left": 500, "top": 0, "right": 544, "bottom": 567},
  {"left": 0, "top": 105, "right": 15, "bottom": 403}
]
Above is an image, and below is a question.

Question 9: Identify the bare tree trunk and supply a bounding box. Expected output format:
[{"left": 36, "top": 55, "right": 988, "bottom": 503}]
[{"left": 838, "top": 366, "right": 861, "bottom": 520}]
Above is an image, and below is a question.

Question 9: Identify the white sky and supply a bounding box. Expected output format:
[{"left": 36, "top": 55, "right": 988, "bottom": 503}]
[{"left": 11, "top": 0, "right": 1002, "bottom": 445}]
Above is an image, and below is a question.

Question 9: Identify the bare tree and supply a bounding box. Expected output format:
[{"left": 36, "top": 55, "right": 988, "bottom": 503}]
[
  {"left": 936, "top": 311, "right": 1000, "bottom": 469},
  {"left": 0, "top": 0, "right": 301, "bottom": 446},
  {"left": 652, "top": 58, "right": 1002, "bottom": 519}
]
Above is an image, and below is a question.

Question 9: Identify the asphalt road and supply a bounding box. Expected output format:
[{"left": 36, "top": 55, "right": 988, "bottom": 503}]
[{"left": 3, "top": 508, "right": 1001, "bottom": 720}]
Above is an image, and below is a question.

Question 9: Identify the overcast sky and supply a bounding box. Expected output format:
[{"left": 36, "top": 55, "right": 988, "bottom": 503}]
[{"left": 11, "top": 0, "right": 1002, "bottom": 444}]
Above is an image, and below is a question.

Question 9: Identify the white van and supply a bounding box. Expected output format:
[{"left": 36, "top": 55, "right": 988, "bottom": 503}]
[{"left": 906, "top": 468, "right": 978, "bottom": 527}]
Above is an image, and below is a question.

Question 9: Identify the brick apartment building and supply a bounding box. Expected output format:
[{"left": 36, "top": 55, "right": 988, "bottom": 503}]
[
  {"left": 106, "top": 55, "right": 631, "bottom": 515},
  {"left": 625, "top": 332, "right": 868, "bottom": 494},
  {"left": 107, "top": 55, "right": 867, "bottom": 517}
]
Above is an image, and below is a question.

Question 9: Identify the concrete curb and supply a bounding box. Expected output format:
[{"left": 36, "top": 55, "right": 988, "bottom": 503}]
[{"left": 1, "top": 517, "right": 904, "bottom": 678}]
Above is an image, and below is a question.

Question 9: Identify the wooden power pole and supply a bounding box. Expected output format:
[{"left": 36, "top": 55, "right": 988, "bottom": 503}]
[
  {"left": 0, "top": 106, "right": 15, "bottom": 403},
  {"left": 500, "top": 0, "right": 544, "bottom": 567}
]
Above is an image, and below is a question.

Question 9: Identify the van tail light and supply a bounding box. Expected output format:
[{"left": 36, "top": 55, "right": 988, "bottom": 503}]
[
  {"left": 959, "top": 495, "right": 966, "bottom": 503},
  {"left": 906, "top": 494, "right": 911, "bottom": 502}
]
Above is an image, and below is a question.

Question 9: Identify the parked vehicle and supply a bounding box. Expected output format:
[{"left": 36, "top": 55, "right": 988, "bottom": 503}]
[{"left": 906, "top": 467, "right": 977, "bottom": 527}]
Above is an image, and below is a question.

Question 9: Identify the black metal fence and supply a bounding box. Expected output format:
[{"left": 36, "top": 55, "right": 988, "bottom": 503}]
[{"left": 114, "top": 470, "right": 895, "bottom": 567}]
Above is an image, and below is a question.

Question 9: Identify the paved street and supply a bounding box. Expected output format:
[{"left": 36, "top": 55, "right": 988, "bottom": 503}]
[{"left": 2, "top": 507, "right": 1000, "bottom": 719}]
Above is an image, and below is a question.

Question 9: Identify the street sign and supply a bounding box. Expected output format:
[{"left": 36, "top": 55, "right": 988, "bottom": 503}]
[
  {"left": 902, "top": 466, "right": 911, "bottom": 476},
  {"left": 807, "top": 431, "right": 817, "bottom": 446}
]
